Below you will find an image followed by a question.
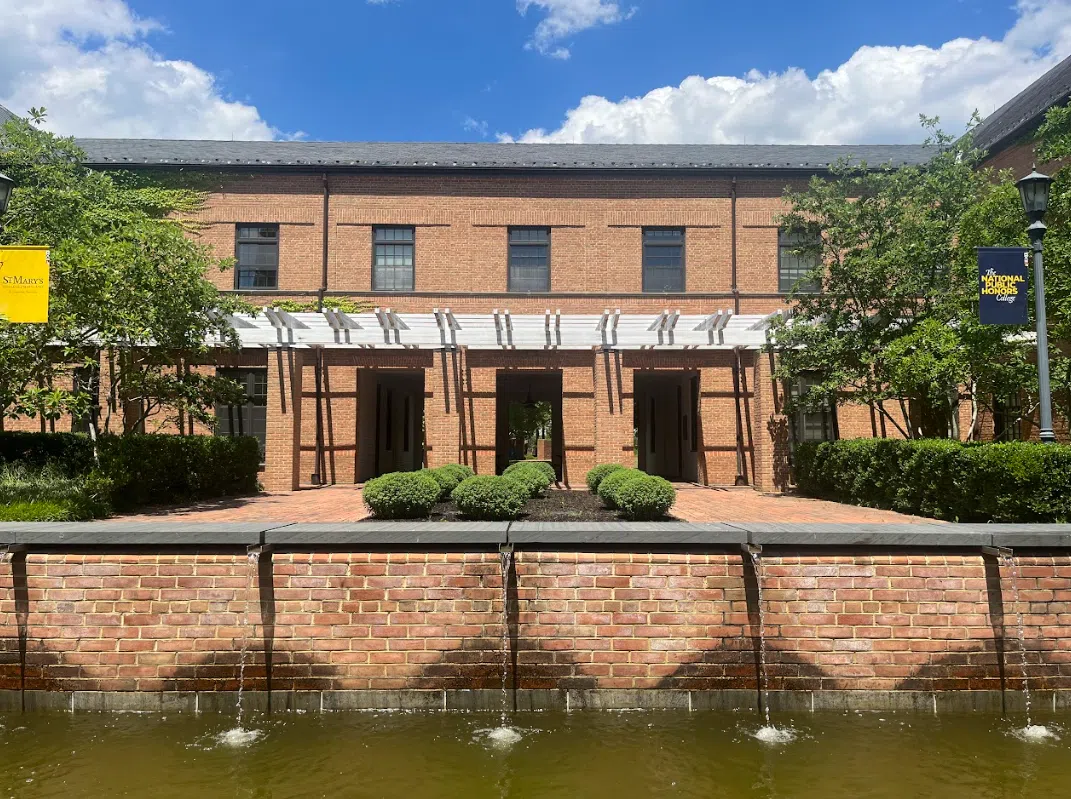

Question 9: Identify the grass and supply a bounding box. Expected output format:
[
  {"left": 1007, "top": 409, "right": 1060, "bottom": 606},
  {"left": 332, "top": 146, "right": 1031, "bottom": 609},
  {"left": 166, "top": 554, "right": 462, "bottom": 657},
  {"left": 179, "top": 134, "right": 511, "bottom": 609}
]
[{"left": 0, "top": 463, "right": 113, "bottom": 521}]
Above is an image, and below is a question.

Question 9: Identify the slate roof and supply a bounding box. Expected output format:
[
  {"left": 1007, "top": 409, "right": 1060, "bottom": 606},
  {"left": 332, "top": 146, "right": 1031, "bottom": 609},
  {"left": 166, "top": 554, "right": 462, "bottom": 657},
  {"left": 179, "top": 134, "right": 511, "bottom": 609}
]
[
  {"left": 74, "top": 139, "right": 933, "bottom": 172},
  {"left": 973, "top": 53, "right": 1071, "bottom": 154},
  {"left": 0, "top": 104, "right": 15, "bottom": 125}
]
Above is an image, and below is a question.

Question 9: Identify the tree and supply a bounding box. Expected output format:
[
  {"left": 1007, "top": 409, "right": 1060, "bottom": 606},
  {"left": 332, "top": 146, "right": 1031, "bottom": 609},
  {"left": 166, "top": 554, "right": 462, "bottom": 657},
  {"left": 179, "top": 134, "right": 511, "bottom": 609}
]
[
  {"left": 0, "top": 109, "right": 248, "bottom": 437},
  {"left": 771, "top": 118, "right": 1035, "bottom": 439}
]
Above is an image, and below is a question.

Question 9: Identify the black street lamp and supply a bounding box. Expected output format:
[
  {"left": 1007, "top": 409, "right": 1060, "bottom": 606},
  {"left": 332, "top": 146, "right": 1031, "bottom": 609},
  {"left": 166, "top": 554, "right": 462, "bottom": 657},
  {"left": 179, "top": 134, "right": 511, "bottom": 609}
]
[{"left": 1017, "top": 167, "right": 1057, "bottom": 443}]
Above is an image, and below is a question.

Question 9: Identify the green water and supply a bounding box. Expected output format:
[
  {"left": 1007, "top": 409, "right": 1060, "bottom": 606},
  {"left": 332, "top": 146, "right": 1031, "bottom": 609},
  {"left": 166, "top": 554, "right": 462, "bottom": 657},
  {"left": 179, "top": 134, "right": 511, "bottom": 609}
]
[{"left": 1, "top": 710, "right": 1069, "bottom": 798}]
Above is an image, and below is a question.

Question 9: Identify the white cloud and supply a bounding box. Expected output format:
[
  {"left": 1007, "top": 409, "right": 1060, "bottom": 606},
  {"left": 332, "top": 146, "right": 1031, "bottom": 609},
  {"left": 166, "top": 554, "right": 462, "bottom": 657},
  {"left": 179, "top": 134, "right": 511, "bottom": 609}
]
[
  {"left": 462, "top": 116, "right": 490, "bottom": 137},
  {"left": 518, "top": 0, "right": 636, "bottom": 59},
  {"left": 507, "top": 0, "right": 1071, "bottom": 144},
  {"left": 0, "top": 0, "right": 281, "bottom": 140}
]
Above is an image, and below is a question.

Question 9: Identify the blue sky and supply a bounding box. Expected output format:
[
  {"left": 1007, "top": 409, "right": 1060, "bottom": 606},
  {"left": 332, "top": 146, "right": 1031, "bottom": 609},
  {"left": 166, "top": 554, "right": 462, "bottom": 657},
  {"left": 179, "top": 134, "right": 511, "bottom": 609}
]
[{"left": 1, "top": 0, "right": 1068, "bottom": 143}]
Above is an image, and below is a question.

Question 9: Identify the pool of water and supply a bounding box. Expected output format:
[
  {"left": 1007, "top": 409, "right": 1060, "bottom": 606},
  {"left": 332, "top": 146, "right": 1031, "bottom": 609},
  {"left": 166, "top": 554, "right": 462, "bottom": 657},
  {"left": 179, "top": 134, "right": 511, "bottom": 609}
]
[{"left": 1, "top": 710, "right": 1069, "bottom": 797}]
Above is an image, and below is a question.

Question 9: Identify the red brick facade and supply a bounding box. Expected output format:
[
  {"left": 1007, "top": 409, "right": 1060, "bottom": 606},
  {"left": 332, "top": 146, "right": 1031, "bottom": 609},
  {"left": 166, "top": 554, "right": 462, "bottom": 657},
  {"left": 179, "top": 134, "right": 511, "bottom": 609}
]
[{"left": 2, "top": 550, "right": 1067, "bottom": 694}]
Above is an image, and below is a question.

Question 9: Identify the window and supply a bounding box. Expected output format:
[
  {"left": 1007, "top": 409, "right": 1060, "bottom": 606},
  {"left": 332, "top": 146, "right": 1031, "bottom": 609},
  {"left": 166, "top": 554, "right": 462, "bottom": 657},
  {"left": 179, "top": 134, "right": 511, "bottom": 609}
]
[
  {"left": 779, "top": 228, "right": 821, "bottom": 293},
  {"left": 235, "top": 225, "right": 279, "bottom": 289},
  {"left": 372, "top": 226, "right": 415, "bottom": 291},
  {"left": 642, "top": 228, "right": 685, "bottom": 293},
  {"left": 993, "top": 393, "right": 1024, "bottom": 441},
  {"left": 508, "top": 227, "right": 551, "bottom": 292},
  {"left": 789, "top": 374, "right": 836, "bottom": 443},
  {"left": 71, "top": 365, "right": 99, "bottom": 435},
  {"left": 215, "top": 369, "right": 268, "bottom": 460}
]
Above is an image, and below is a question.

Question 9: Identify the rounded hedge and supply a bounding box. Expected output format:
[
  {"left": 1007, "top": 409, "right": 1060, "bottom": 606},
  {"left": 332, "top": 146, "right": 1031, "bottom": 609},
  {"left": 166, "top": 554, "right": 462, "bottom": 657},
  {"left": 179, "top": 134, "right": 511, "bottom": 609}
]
[
  {"left": 423, "top": 464, "right": 474, "bottom": 500},
  {"left": 362, "top": 471, "right": 441, "bottom": 519},
  {"left": 504, "top": 460, "right": 556, "bottom": 485},
  {"left": 451, "top": 475, "right": 529, "bottom": 520},
  {"left": 597, "top": 468, "right": 646, "bottom": 509},
  {"left": 616, "top": 475, "right": 676, "bottom": 521},
  {"left": 586, "top": 463, "right": 624, "bottom": 493},
  {"left": 501, "top": 462, "right": 553, "bottom": 498}
]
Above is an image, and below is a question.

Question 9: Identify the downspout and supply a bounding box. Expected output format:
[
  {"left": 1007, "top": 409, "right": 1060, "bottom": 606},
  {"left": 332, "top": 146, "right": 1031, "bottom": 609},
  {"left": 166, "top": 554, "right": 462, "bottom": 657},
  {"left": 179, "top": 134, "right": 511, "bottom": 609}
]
[
  {"left": 730, "top": 175, "right": 740, "bottom": 315},
  {"left": 313, "top": 172, "right": 330, "bottom": 486}
]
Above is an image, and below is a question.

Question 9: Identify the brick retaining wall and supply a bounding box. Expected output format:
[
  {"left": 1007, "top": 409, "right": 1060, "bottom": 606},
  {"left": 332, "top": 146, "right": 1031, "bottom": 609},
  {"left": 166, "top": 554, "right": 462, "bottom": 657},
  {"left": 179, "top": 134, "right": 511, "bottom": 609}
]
[{"left": 2, "top": 550, "right": 1068, "bottom": 697}]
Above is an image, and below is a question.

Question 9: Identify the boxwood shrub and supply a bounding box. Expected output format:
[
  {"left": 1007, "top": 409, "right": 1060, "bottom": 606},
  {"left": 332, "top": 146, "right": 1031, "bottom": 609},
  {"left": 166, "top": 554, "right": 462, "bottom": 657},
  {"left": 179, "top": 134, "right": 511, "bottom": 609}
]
[
  {"left": 451, "top": 475, "right": 529, "bottom": 520},
  {"left": 423, "top": 464, "right": 475, "bottom": 500},
  {"left": 616, "top": 475, "right": 677, "bottom": 521},
  {"left": 586, "top": 463, "right": 624, "bottom": 493},
  {"left": 794, "top": 439, "right": 1071, "bottom": 522},
  {"left": 362, "top": 471, "right": 441, "bottom": 519},
  {"left": 597, "top": 468, "right": 646, "bottom": 509},
  {"left": 501, "top": 462, "right": 553, "bottom": 498},
  {"left": 0, "top": 431, "right": 95, "bottom": 475},
  {"left": 504, "top": 460, "right": 556, "bottom": 485}
]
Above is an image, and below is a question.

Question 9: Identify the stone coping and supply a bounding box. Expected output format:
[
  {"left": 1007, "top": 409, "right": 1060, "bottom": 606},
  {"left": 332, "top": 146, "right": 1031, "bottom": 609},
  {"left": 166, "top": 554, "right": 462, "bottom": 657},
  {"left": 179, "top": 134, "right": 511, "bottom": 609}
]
[{"left": 2, "top": 520, "right": 1071, "bottom": 549}]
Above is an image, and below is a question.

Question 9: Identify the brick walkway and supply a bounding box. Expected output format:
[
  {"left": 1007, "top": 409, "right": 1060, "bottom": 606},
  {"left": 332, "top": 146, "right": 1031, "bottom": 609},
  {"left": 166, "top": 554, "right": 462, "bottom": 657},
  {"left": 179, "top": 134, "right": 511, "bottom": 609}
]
[{"left": 120, "top": 483, "right": 926, "bottom": 524}]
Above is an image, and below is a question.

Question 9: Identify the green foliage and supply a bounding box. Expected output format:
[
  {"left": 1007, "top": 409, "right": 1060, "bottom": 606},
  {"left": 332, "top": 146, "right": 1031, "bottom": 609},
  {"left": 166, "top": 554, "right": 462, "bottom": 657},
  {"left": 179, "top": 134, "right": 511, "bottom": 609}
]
[
  {"left": 506, "top": 400, "right": 553, "bottom": 460},
  {"left": 597, "top": 468, "right": 646, "bottom": 509},
  {"left": 794, "top": 439, "right": 1071, "bottom": 522},
  {"left": 0, "top": 463, "right": 112, "bottom": 519},
  {"left": 422, "top": 464, "right": 475, "bottom": 501},
  {"left": 501, "top": 462, "right": 553, "bottom": 498},
  {"left": 615, "top": 475, "right": 677, "bottom": 521},
  {"left": 586, "top": 464, "right": 624, "bottom": 493},
  {"left": 0, "top": 110, "right": 248, "bottom": 433},
  {"left": 772, "top": 117, "right": 1033, "bottom": 439},
  {"left": 362, "top": 471, "right": 441, "bottom": 519},
  {"left": 504, "top": 459, "right": 556, "bottom": 485},
  {"left": 271, "top": 299, "right": 370, "bottom": 314},
  {"left": 0, "top": 430, "right": 95, "bottom": 475},
  {"left": 450, "top": 475, "right": 529, "bottom": 521}
]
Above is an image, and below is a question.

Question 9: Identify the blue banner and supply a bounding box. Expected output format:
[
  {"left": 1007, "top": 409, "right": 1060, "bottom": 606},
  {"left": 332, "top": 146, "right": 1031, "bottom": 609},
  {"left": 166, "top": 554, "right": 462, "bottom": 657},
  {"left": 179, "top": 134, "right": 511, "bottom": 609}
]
[{"left": 977, "top": 247, "right": 1030, "bottom": 325}]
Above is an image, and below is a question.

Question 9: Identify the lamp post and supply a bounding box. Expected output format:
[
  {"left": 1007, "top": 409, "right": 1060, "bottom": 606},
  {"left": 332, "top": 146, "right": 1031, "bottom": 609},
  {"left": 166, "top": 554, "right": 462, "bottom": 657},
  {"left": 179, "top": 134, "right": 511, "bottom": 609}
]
[
  {"left": 1018, "top": 167, "right": 1057, "bottom": 443},
  {"left": 0, "top": 171, "right": 13, "bottom": 235}
]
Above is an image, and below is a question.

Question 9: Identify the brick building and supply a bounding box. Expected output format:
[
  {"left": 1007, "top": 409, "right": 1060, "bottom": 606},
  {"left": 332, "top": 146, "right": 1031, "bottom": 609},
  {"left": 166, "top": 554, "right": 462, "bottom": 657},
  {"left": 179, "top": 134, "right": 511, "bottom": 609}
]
[{"left": 9, "top": 134, "right": 945, "bottom": 492}]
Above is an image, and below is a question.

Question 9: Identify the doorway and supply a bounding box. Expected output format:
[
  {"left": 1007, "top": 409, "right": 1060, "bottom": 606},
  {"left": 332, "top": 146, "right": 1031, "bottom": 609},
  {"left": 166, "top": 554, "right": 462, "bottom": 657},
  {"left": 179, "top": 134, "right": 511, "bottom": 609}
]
[
  {"left": 495, "top": 372, "right": 563, "bottom": 479},
  {"left": 634, "top": 371, "right": 699, "bottom": 482},
  {"left": 357, "top": 370, "right": 425, "bottom": 480}
]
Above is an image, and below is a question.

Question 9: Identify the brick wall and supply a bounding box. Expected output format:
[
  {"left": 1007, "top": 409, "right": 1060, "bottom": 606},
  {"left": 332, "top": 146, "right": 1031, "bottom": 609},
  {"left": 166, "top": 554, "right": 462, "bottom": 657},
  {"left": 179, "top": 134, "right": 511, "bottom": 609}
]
[{"left": 3, "top": 550, "right": 1069, "bottom": 694}]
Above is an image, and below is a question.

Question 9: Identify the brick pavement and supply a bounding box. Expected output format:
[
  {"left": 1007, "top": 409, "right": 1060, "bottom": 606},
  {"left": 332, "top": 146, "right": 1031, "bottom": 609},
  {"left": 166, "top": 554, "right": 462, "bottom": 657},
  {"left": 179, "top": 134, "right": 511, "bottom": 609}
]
[{"left": 119, "top": 483, "right": 927, "bottom": 524}]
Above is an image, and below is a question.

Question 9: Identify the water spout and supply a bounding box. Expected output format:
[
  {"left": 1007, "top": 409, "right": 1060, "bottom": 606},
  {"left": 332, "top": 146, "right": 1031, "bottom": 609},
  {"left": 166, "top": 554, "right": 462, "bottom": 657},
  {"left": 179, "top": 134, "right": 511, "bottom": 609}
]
[
  {"left": 744, "top": 544, "right": 794, "bottom": 744},
  {"left": 499, "top": 545, "right": 514, "bottom": 727}
]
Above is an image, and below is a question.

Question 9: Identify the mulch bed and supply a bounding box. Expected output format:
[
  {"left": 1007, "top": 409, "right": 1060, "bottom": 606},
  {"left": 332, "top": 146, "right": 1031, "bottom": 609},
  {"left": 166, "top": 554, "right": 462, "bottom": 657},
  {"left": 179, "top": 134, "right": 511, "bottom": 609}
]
[{"left": 361, "top": 489, "right": 675, "bottom": 522}]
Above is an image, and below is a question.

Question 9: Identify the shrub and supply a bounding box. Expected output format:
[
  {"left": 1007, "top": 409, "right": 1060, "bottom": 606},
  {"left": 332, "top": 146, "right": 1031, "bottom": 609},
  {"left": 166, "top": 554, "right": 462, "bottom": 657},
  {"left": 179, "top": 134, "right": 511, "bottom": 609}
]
[
  {"left": 423, "top": 464, "right": 474, "bottom": 500},
  {"left": 794, "top": 439, "right": 1071, "bottom": 522},
  {"left": 0, "top": 431, "right": 95, "bottom": 475},
  {"left": 362, "top": 471, "right": 441, "bottom": 519},
  {"left": 616, "top": 475, "right": 676, "bottom": 521},
  {"left": 501, "top": 462, "right": 553, "bottom": 498},
  {"left": 504, "top": 460, "right": 556, "bottom": 486},
  {"left": 451, "top": 475, "right": 529, "bottom": 520},
  {"left": 597, "top": 468, "right": 646, "bottom": 509},
  {"left": 97, "top": 434, "right": 261, "bottom": 510},
  {"left": 586, "top": 463, "right": 624, "bottom": 493}
]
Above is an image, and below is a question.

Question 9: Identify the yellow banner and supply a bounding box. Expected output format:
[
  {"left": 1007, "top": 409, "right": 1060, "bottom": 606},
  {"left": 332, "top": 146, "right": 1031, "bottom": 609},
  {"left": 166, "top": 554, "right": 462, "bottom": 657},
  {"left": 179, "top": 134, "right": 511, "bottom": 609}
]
[{"left": 0, "top": 246, "right": 50, "bottom": 324}]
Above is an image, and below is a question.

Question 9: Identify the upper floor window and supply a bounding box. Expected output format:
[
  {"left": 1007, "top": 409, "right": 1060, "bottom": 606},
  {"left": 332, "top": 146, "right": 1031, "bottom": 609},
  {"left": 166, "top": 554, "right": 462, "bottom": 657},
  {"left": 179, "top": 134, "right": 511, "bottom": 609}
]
[
  {"left": 778, "top": 228, "right": 821, "bottom": 293},
  {"left": 235, "top": 224, "right": 279, "bottom": 289},
  {"left": 508, "top": 227, "right": 550, "bottom": 292},
  {"left": 642, "top": 227, "right": 685, "bottom": 293},
  {"left": 372, "top": 226, "right": 415, "bottom": 292},
  {"left": 216, "top": 368, "right": 268, "bottom": 460}
]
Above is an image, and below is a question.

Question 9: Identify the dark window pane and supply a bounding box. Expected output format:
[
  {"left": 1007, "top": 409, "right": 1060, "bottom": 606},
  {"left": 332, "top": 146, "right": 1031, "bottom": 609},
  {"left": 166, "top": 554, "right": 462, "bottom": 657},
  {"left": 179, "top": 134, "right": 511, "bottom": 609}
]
[
  {"left": 508, "top": 227, "right": 550, "bottom": 292},
  {"left": 642, "top": 228, "right": 685, "bottom": 293},
  {"left": 779, "top": 228, "right": 821, "bottom": 293},
  {"left": 215, "top": 368, "right": 268, "bottom": 460},
  {"left": 235, "top": 224, "right": 279, "bottom": 289},
  {"left": 372, "top": 227, "right": 416, "bottom": 291}
]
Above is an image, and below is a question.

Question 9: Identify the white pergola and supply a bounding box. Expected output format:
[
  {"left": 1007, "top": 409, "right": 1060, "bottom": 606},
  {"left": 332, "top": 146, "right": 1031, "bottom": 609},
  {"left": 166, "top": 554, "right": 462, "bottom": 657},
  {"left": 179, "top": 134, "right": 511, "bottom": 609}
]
[{"left": 211, "top": 308, "right": 786, "bottom": 351}]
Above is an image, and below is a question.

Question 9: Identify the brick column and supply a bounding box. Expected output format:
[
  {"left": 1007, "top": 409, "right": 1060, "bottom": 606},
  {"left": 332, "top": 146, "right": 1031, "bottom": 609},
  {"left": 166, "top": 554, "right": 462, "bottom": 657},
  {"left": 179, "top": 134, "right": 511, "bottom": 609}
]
[
  {"left": 749, "top": 349, "right": 790, "bottom": 494},
  {"left": 561, "top": 363, "right": 596, "bottom": 487},
  {"left": 425, "top": 349, "right": 462, "bottom": 468},
  {"left": 594, "top": 349, "right": 634, "bottom": 469},
  {"left": 264, "top": 348, "right": 303, "bottom": 492}
]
